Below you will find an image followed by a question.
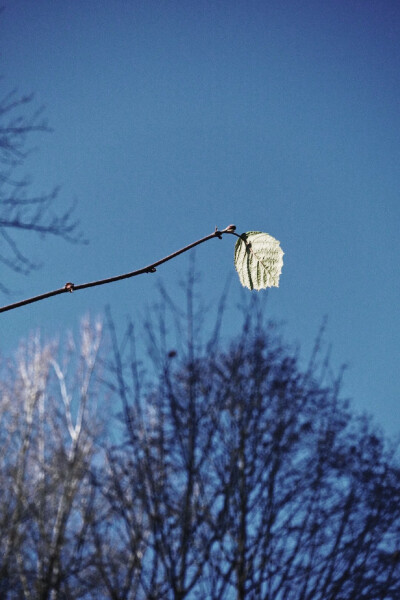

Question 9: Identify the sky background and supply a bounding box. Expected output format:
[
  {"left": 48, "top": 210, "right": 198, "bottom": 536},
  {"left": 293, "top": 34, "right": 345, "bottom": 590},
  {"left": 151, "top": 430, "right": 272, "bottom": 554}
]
[{"left": 1, "top": 0, "right": 399, "bottom": 435}]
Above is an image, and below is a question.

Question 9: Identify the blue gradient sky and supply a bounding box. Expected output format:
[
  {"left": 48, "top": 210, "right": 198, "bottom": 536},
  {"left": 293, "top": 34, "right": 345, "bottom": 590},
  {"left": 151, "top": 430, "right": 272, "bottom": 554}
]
[{"left": 1, "top": 1, "right": 399, "bottom": 434}]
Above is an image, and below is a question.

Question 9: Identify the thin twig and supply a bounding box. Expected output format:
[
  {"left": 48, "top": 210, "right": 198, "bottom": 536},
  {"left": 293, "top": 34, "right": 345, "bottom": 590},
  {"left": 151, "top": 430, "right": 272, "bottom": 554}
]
[{"left": 0, "top": 225, "right": 237, "bottom": 314}]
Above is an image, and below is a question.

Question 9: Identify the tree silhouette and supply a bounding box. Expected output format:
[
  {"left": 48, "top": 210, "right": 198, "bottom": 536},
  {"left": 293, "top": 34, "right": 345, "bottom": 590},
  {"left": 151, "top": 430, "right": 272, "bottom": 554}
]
[
  {"left": 0, "top": 289, "right": 399, "bottom": 599},
  {"left": 104, "top": 292, "right": 400, "bottom": 599}
]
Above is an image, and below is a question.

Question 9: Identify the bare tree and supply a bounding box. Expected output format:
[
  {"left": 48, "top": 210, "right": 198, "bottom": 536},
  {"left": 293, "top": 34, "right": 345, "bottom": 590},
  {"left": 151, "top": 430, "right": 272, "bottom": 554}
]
[
  {"left": 198, "top": 321, "right": 400, "bottom": 600},
  {"left": 0, "top": 285, "right": 399, "bottom": 599},
  {"left": 103, "top": 288, "right": 400, "bottom": 600},
  {"left": 0, "top": 87, "right": 84, "bottom": 292},
  {"left": 0, "top": 319, "right": 103, "bottom": 599}
]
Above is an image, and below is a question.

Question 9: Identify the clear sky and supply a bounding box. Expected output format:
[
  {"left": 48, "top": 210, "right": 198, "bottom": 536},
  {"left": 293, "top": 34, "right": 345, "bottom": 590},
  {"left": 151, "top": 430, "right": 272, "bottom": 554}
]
[{"left": 1, "top": 0, "right": 399, "bottom": 435}]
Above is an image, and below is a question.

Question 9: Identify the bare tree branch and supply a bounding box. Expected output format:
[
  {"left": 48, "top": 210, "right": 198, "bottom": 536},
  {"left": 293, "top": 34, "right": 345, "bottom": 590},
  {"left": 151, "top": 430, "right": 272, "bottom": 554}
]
[
  {"left": 0, "top": 87, "right": 86, "bottom": 285},
  {"left": 1, "top": 287, "right": 399, "bottom": 599},
  {"left": 0, "top": 224, "right": 237, "bottom": 313}
]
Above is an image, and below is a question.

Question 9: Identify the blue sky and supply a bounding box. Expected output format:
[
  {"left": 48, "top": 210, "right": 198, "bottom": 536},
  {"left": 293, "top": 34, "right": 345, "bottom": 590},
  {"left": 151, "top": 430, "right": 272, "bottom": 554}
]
[{"left": 1, "top": 0, "right": 399, "bottom": 434}]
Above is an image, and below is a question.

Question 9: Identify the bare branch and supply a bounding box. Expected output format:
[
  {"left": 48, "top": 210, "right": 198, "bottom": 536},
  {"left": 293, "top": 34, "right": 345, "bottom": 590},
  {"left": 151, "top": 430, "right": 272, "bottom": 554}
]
[
  {"left": 0, "top": 88, "right": 86, "bottom": 282},
  {"left": 0, "top": 224, "right": 237, "bottom": 313}
]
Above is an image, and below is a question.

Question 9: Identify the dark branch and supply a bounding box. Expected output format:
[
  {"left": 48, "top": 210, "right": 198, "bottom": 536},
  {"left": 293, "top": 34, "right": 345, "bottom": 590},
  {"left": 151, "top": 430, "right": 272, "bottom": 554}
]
[
  {"left": 0, "top": 89, "right": 86, "bottom": 280},
  {"left": 0, "top": 225, "right": 237, "bottom": 313}
]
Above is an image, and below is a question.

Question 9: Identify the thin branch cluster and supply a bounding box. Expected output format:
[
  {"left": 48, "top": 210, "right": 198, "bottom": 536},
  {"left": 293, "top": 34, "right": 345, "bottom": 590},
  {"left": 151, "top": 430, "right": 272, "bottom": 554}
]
[
  {"left": 0, "top": 292, "right": 399, "bottom": 600},
  {"left": 0, "top": 88, "right": 83, "bottom": 291}
]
